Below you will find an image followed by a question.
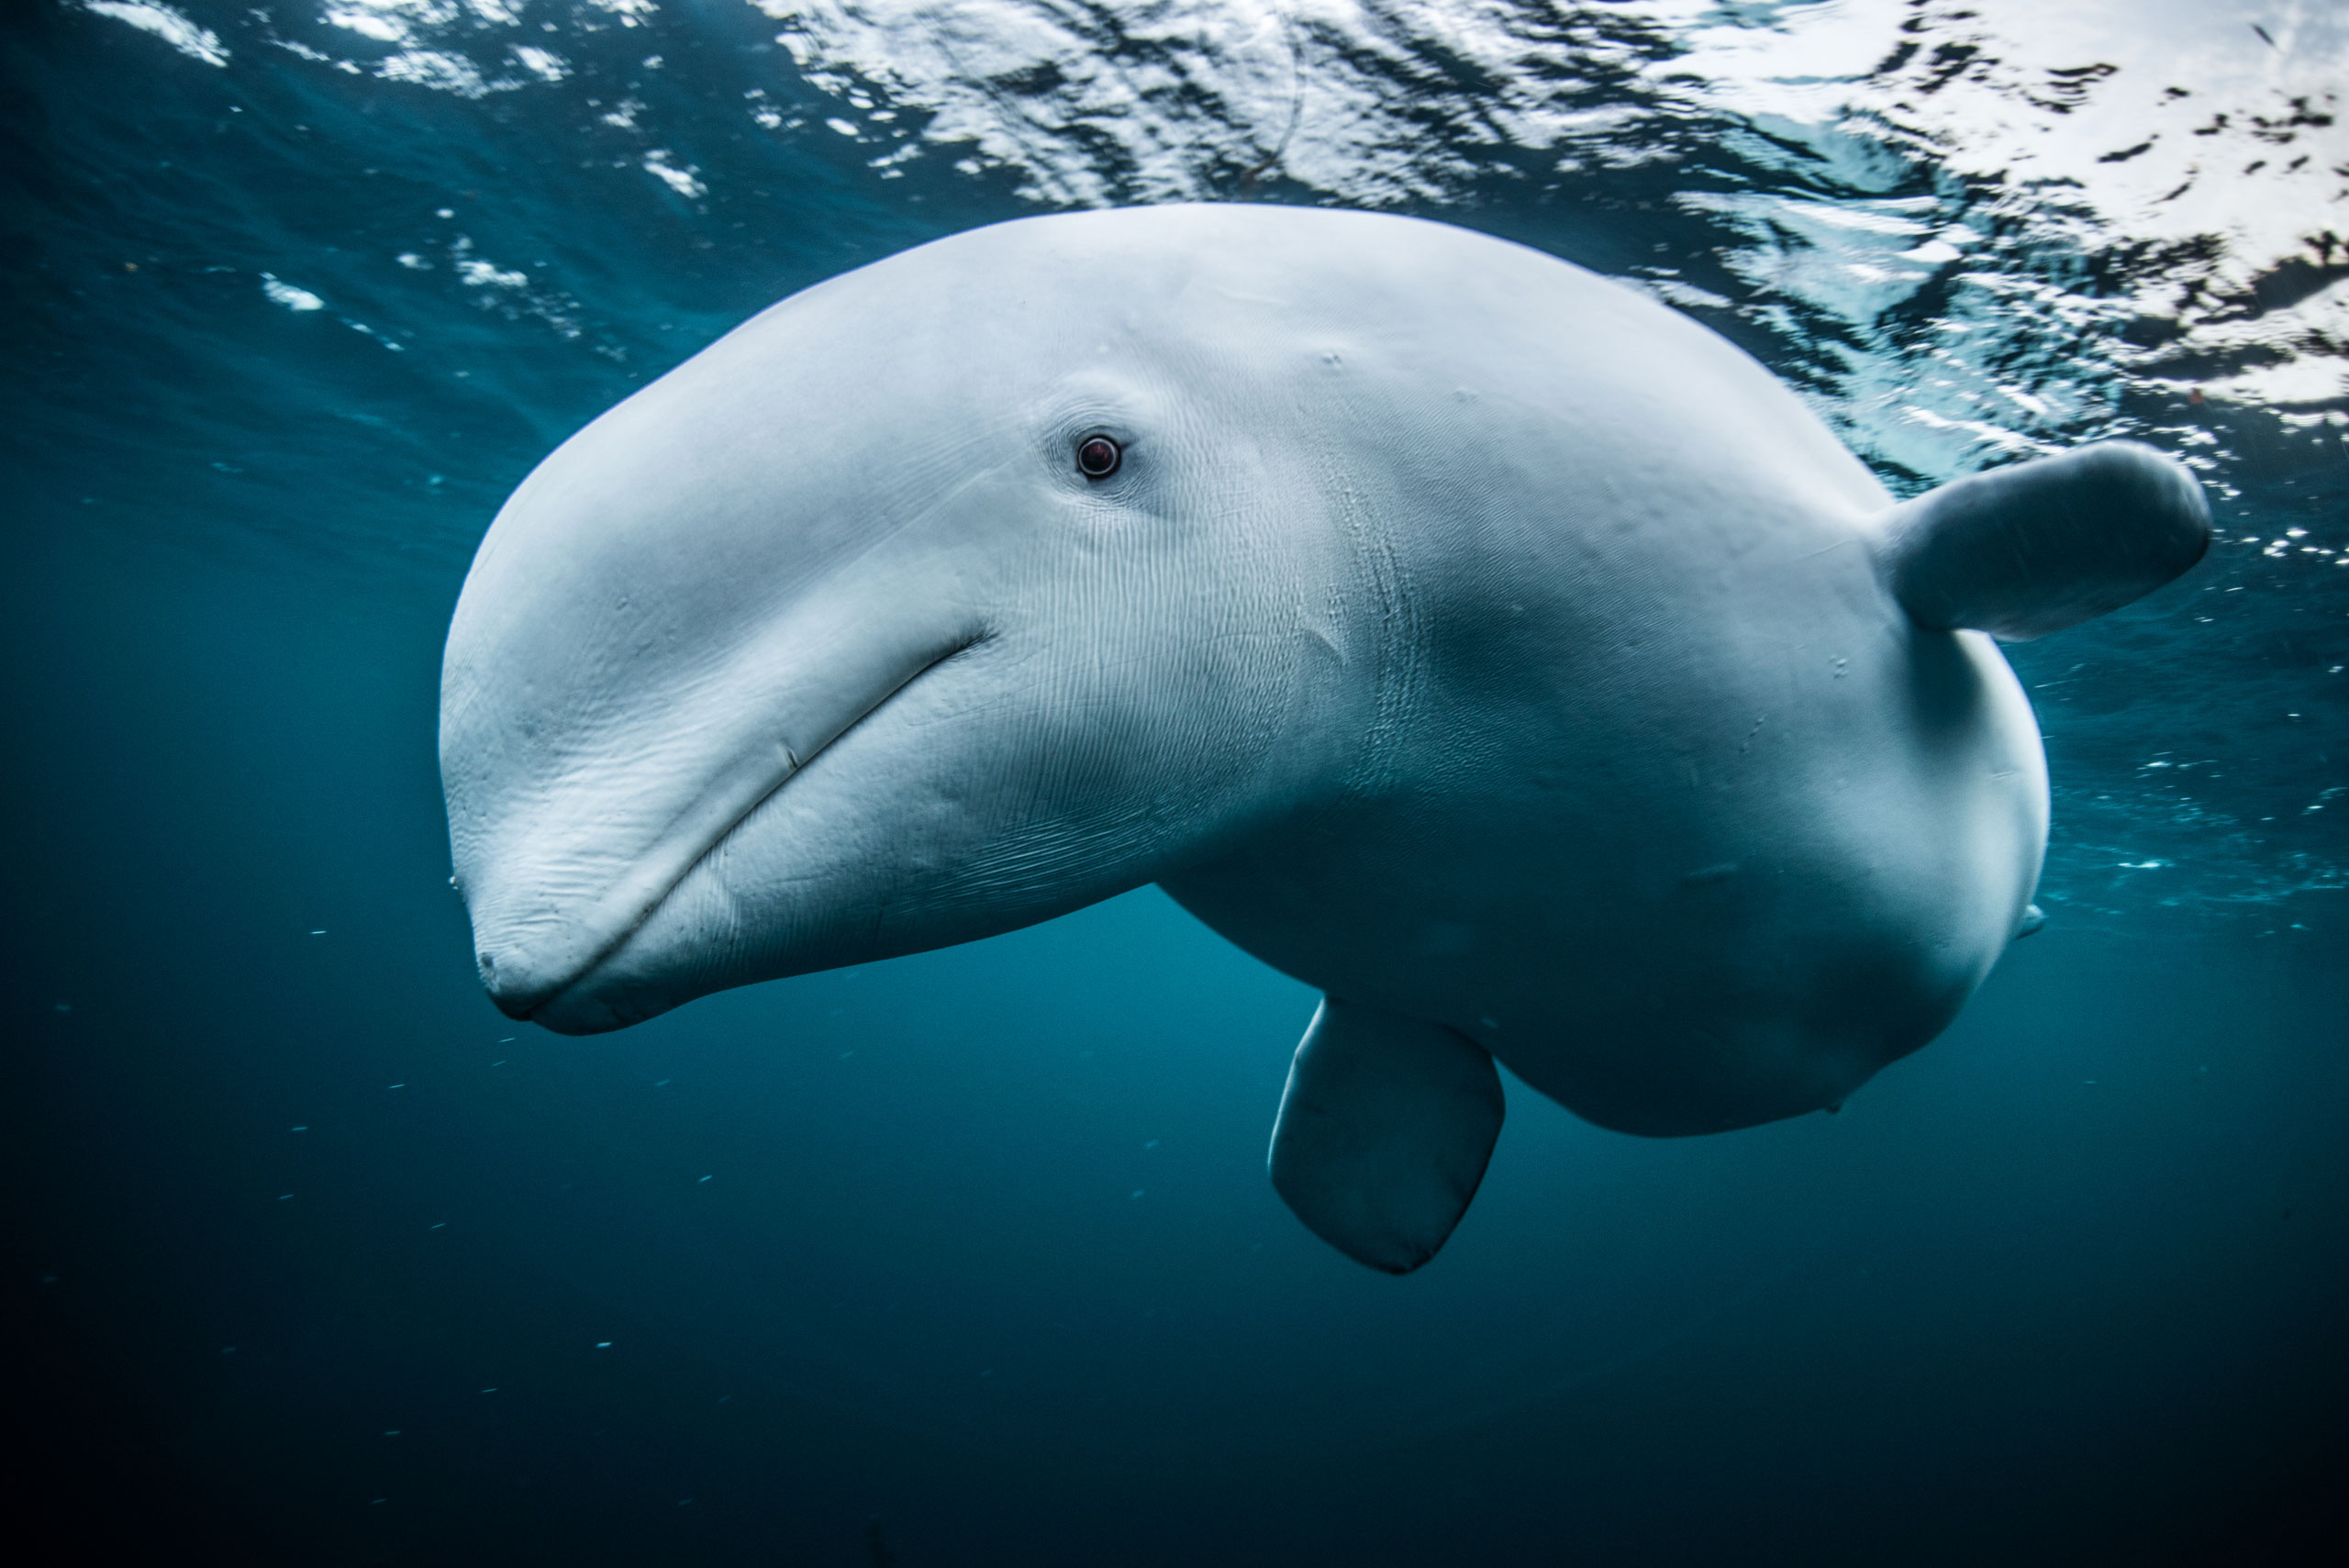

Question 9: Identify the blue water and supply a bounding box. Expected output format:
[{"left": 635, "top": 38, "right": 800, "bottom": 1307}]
[{"left": 6, "top": 2, "right": 2345, "bottom": 1562}]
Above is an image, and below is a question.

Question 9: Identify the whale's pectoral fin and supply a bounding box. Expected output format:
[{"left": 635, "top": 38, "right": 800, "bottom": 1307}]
[
  {"left": 1877, "top": 440, "right": 2211, "bottom": 642},
  {"left": 1268, "top": 998, "right": 1505, "bottom": 1274}
]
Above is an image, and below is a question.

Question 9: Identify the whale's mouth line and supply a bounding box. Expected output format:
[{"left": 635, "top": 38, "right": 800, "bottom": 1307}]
[{"left": 496, "top": 632, "right": 987, "bottom": 1023}]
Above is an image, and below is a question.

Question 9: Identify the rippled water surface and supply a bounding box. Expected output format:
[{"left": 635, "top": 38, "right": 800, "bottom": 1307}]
[{"left": 6, "top": 4, "right": 2346, "bottom": 1563}]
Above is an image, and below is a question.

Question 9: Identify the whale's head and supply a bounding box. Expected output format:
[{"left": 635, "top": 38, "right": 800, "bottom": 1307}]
[{"left": 440, "top": 209, "right": 1380, "bottom": 1032}]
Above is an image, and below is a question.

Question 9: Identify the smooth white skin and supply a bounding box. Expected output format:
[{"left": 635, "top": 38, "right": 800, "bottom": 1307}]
[{"left": 440, "top": 205, "right": 2045, "bottom": 1138}]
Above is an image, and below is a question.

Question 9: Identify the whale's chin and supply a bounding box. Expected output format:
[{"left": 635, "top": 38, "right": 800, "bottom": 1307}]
[
  {"left": 488, "top": 827, "right": 760, "bottom": 1036},
  {"left": 462, "top": 633, "right": 1001, "bottom": 1033},
  {"left": 471, "top": 837, "right": 742, "bottom": 1035},
  {"left": 517, "top": 973, "right": 674, "bottom": 1036},
  {"left": 485, "top": 899, "right": 698, "bottom": 1035}
]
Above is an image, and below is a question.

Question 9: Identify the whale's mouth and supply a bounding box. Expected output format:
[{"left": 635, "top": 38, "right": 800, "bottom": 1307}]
[{"left": 475, "top": 633, "right": 983, "bottom": 1027}]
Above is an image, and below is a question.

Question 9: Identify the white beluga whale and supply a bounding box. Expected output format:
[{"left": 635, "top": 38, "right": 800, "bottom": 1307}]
[{"left": 440, "top": 205, "right": 2209, "bottom": 1273}]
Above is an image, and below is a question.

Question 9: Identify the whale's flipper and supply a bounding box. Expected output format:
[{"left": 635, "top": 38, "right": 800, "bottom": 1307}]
[
  {"left": 1877, "top": 440, "right": 2210, "bottom": 642},
  {"left": 1268, "top": 998, "right": 1505, "bottom": 1274}
]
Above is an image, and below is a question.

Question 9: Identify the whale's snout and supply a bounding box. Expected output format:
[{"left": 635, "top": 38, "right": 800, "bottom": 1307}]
[
  {"left": 476, "top": 951, "right": 526, "bottom": 1018},
  {"left": 474, "top": 948, "right": 551, "bottom": 1023},
  {"left": 471, "top": 939, "right": 664, "bottom": 1033},
  {"left": 447, "top": 598, "right": 986, "bottom": 1033}
]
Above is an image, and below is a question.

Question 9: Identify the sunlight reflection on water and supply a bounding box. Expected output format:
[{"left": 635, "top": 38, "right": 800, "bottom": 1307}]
[{"left": 48, "top": 0, "right": 2349, "bottom": 914}]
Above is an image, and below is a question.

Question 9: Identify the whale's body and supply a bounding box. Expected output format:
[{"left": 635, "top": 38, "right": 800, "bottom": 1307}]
[{"left": 441, "top": 206, "right": 2208, "bottom": 1272}]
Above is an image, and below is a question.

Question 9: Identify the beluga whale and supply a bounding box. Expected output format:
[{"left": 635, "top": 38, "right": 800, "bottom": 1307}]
[{"left": 440, "top": 205, "right": 2210, "bottom": 1273}]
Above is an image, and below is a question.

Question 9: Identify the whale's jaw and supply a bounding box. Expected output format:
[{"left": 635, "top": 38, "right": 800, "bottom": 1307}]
[
  {"left": 469, "top": 738, "right": 802, "bottom": 1023},
  {"left": 458, "top": 628, "right": 985, "bottom": 1029}
]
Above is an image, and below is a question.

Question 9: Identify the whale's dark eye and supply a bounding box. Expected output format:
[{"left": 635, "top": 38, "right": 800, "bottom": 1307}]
[{"left": 1075, "top": 435, "right": 1122, "bottom": 480}]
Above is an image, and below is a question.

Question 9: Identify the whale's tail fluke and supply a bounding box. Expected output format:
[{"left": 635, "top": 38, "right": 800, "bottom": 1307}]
[{"left": 1875, "top": 440, "right": 2211, "bottom": 641}]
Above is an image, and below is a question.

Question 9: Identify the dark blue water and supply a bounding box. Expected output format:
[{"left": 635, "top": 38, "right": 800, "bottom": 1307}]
[{"left": 6, "top": 3, "right": 2345, "bottom": 1562}]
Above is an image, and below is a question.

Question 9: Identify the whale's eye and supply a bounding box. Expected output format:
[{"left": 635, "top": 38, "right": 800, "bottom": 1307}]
[{"left": 1075, "top": 435, "right": 1122, "bottom": 480}]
